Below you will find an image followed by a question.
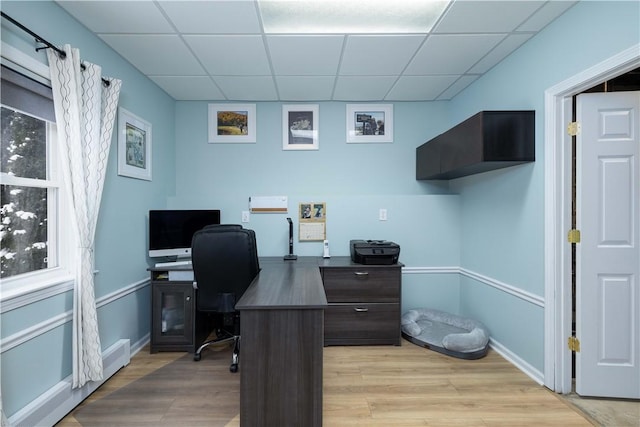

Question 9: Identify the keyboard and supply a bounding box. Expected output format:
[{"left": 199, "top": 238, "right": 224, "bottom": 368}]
[{"left": 155, "top": 259, "right": 192, "bottom": 268}]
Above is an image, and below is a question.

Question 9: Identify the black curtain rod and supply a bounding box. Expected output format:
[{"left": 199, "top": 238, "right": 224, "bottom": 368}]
[
  {"left": 1, "top": 12, "right": 67, "bottom": 58},
  {"left": 1, "top": 12, "right": 110, "bottom": 86}
]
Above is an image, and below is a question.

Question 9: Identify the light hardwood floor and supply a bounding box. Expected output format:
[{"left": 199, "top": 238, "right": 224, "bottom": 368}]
[{"left": 57, "top": 341, "right": 596, "bottom": 426}]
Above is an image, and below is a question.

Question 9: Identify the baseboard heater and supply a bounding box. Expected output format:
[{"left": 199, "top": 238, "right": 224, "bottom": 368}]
[{"left": 8, "top": 339, "right": 131, "bottom": 427}]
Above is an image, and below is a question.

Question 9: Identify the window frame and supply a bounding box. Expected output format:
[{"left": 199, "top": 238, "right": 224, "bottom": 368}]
[{"left": 1, "top": 43, "right": 76, "bottom": 305}]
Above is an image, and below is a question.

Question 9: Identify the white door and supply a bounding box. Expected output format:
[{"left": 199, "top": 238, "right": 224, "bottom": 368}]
[{"left": 575, "top": 91, "right": 640, "bottom": 398}]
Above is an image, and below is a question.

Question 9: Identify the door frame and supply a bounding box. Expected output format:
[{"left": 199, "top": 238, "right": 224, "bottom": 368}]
[{"left": 544, "top": 43, "right": 640, "bottom": 394}]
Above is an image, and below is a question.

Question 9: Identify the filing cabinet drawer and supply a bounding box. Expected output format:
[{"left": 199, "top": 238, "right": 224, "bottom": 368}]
[
  {"left": 324, "top": 303, "right": 401, "bottom": 346},
  {"left": 322, "top": 267, "right": 400, "bottom": 303}
]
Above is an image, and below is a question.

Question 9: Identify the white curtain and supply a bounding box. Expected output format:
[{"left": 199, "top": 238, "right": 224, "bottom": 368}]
[{"left": 47, "top": 45, "right": 122, "bottom": 388}]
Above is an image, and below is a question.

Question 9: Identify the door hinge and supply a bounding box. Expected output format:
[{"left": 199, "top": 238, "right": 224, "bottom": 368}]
[
  {"left": 568, "top": 336, "right": 581, "bottom": 352},
  {"left": 568, "top": 229, "right": 581, "bottom": 243},
  {"left": 567, "top": 121, "right": 581, "bottom": 136}
]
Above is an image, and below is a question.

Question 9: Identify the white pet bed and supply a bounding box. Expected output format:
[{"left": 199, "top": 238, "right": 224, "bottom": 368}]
[{"left": 401, "top": 308, "right": 490, "bottom": 359}]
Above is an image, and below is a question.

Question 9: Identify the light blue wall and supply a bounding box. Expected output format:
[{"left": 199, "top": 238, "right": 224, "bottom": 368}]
[
  {"left": 449, "top": 0, "right": 640, "bottom": 372},
  {"left": 1, "top": 0, "right": 638, "bottom": 421},
  {"left": 1, "top": 0, "right": 174, "bottom": 417},
  {"left": 172, "top": 101, "right": 455, "bottom": 254},
  {"left": 172, "top": 100, "right": 464, "bottom": 316}
]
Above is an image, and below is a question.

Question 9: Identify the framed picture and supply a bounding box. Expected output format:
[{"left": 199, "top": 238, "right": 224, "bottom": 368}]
[
  {"left": 282, "top": 104, "right": 319, "bottom": 150},
  {"left": 208, "top": 103, "right": 256, "bottom": 143},
  {"left": 346, "top": 104, "right": 393, "bottom": 143},
  {"left": 118, "top": 108, "right": 152, "bottom": 181}
]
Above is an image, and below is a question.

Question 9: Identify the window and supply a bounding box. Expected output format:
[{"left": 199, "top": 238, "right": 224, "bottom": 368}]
[{"left": 1, "top": 62, "right": 73, "bottom": 296}]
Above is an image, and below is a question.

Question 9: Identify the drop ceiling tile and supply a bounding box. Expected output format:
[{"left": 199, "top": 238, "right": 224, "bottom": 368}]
[
  {"left": 149, "top": 76, "right": 225, "bottom": 101},
  {"left": 214, "top": 76, "right": 278, "bottom": 101},
  {"left": 517, "top": 1, "right": 578, "bottom": 32},
  {"left": 469, "top": 33, "right": 533, "bottom": 74},
  {"left": 56, "top": 1, "right": 173, "bottom": 33},
  {"left": 436, "top": 75, "right": 479, "bottom": 100},
  {"left": 334, "top": 76, "right": 398, "bottom": 101},
  {"left": 55, "top": 0, "right": 577, "bottom": 101},
  {"left": 276, "top": 76, "right": 335, "bottom": 101},
  {"left": 184, "top": 35, "right": 271, "bottom": 75},
  {"left": 339, "top": 35, "right": 425, "bottom": 76},
  {"left": 386, "top": 75, "right": 459, "bottom": 101},
  {"left": 99, "top": 35, "right": 205, "bottom": 75},
  {"left": 405, "top": 34, "right": 505, "bottom": 75},
  {"left": 434, "top": 0, "right": 544, "bottom": 33},
  {"left": 158, "top": 0, "right": 262, "bottom": 34},
  {"left": 267, "top": 35, "right": 343, "bottom": 75}
]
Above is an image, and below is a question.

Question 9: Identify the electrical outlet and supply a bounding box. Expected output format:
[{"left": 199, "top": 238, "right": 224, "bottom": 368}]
[
  {"left": 379, "top": 208, "right": 387, "bottom": 221},
  {"left": 241, "top": 211, "right": 250, "bottom": 223}
]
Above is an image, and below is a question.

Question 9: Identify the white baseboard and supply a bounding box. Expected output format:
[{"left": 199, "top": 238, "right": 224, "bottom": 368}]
[
  {"left": 489, "top": 337, "right": 545, "bottom": 386},
  {"left": 129, "top": 333, "right": 150, "bottom": 359},
  {"left": 9, "top": 339, "right": 131, "bottom": 427}
]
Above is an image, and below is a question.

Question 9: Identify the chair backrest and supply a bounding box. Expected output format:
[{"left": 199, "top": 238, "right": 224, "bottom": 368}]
[{"left": 191, "top": 225, "right": 260, "bottom": 312}]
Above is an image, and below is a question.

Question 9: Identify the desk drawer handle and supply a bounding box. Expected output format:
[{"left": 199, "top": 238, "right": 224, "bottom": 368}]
[
  {"left": 354, "top": 271, "right": 369, "bottom": 277},
  {"left": 354, "top": 307, "right": 369, "bottom": 313}
]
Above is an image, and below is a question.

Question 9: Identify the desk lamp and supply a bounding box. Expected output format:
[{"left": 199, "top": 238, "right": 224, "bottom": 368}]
[{"left": 284, "top": 217, "right": 297, "bottom": 260}]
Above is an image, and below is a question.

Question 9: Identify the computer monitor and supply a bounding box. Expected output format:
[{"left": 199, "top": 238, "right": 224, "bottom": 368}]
[{"left": 148, "top": 209, "right": 221, "bottom": 259}]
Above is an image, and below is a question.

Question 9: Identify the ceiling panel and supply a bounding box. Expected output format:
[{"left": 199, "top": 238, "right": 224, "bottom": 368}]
[
  {"left": 276, "top": 76, "right": 336, "bottom": 101},
  {"left": 57, "top": 0, "right": 173, "bottom": 33},
  {"left": 468, "top": 33, "right": 533, "bottom": 74},
  {"left": 54, "top": 0, "right": 578, "bottom": 101},
  {"left": 98, "top": 34, "right": 205, "bottom": 75},
  {"left": 387, "top": 75, "right": 460, "bottom": 101},
  {"left": 437, "top": 75, "right": 480, "bottom": 100},
  {"left": 149, "top": 76, "right": 226, "bottom": 100},
  {"left": 184, "top": 35, "right": 271, "bottom": 75},
  {"left": 267, "top": 35, "right": 344, "bottom": 75},
  {"left": 334, "top": 76, "right": 399, "bottom": 101},
  {"left": 406, "top": 34, "right": 506, "bottom": 75},
  {"left": 214, "top": 76, "right": 278, "bottom": 101},
  {"left": 157, "top": 0, "right": 262, "bottom": 34},
  {"left": 434, "top": 0, "right": 545, "bottom": 33},
  {"left": 517, "top": 1, "right": 577, "bottom": 32},
  {"left": 339, "top": 35, "right": 426, "bottom": 76}
]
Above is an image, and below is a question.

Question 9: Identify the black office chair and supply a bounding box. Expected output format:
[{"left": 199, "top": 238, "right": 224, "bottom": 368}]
[{"left": 191, "top": 224, "right": 260, "bottom": 372}]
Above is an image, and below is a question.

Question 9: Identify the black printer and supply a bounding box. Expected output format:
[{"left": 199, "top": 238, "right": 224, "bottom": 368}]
[{"left": 350, "top": 240, "right": 400, "bottom": 265}]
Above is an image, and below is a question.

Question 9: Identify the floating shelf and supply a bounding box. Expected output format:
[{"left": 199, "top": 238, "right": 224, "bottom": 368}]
[{"left": 416, "top": 111, "right": 535, "bottom": 180}]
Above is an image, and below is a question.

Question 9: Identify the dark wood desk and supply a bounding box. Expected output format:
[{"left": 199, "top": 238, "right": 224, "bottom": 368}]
[
  {"left": 236, "top": 257, "right": 327, "bottom": 427},
  {"left": 150, "top": 256, "right": 402, "bottom": 426}
]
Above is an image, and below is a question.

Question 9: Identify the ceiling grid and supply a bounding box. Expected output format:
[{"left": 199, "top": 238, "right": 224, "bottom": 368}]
[{"left": 56, "top": 0, "right": 577, "bottom": 101}]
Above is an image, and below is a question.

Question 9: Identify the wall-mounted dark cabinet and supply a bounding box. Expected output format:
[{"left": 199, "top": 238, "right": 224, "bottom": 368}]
[{"left": 416, "top": 110, "right": 535, "bottom": 180}]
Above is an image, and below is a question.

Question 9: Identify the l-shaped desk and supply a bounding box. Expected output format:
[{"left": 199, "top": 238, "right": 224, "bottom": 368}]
[
  {"left": 236, "top": 257, "right": 327, "bottom": 427},
  {"left": 150, "top": 256, "right": 403, "bottom": 427},
  {"left": 236, "top": 256, "right": 402, "bottom": 427}
]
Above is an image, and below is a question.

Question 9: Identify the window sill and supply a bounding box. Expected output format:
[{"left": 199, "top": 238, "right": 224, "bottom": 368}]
[{"left": 0, "top": 269, "right": 75, "bottom": 313}]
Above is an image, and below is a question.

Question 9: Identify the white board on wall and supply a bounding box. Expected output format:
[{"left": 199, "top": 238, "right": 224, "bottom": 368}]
[{"left": 249, "top": 196, "right": 288, "bottom": 213}]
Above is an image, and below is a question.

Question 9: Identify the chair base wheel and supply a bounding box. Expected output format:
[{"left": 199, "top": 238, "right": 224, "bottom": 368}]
[
  {"left": 193, "top": 353, "right": 201, "bottom": 361},
  {"left": 230, "top": 363, "right": 238, "bottom": 373}
]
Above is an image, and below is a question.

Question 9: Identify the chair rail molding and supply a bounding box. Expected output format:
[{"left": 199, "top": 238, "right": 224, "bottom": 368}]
[
  {"left": 402, "top": 266, "right": 544, "bottom": 307},
  {"left": 0, "top": 278, "right": 150, "bottom": 353}
]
